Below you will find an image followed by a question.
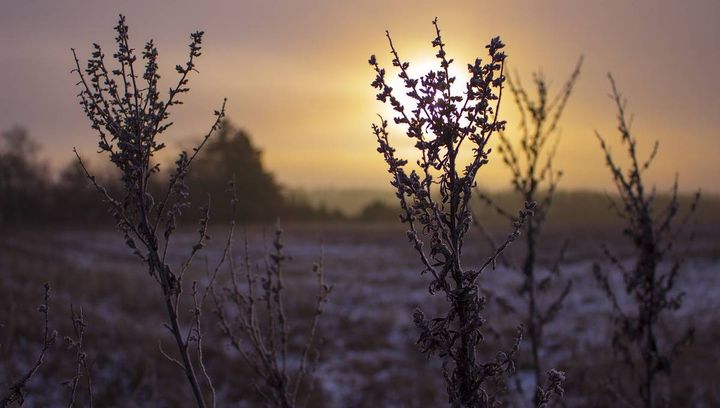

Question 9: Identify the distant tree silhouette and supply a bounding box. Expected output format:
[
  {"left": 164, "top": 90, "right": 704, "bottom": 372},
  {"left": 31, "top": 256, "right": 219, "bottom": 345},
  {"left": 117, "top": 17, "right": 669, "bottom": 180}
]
[
  {"left": 281, "top": 196, "right": 346, "bottom": 221},
  {"left": 187, "top": 120, "right": 284, "bottom": 223},
  {"left": 357, "top": 200, "right": 398, "bottom": 222},
  {"left": 0, "top": 127, "right": 48, "bottom": 225},
  {"left": 0, "top": 122, "right": 340, "bottom": 226},
  {"left": 53, "top": 161, "right": 126, "bottom": 225},
  {"left": 53, "top": 161, "right": 99, "bottom": 223}
]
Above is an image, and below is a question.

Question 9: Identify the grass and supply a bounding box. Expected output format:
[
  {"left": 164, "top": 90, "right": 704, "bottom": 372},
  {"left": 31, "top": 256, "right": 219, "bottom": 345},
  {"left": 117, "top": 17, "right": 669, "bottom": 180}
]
[{"left": 1, "top": 222, "right": 719, "bottom": 406}]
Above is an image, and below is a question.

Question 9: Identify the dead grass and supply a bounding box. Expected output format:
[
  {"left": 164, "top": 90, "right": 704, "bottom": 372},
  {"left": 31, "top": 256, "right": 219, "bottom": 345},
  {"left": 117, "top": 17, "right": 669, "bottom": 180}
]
[{"left": 1, "top": 223, "right": 719, "bottom": 406}]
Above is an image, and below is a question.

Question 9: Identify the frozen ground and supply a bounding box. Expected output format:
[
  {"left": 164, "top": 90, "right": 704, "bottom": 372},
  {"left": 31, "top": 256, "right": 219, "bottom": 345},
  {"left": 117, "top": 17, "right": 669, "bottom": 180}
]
[{"left": 1, "top": 223, "right": 718, "bottom": 406}]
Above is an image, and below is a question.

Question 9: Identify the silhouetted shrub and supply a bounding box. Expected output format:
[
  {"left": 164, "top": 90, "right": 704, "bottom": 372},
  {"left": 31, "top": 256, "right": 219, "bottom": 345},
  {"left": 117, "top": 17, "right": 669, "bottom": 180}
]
[
  {"left": 211, "top": 224, "right": 331, "bottom": 407},
  {"left": 369, "top": 19, "right": 551, "bottom": 407},
  {"left": 593, "top": 75, "right": 700, "bottom": 408},
  {"left": 476, "top": 59, "right": 581, "bottom": 403},
  {"left": 69, "top": 14, "right": 333, "bottom": 408},
  {"left": 71, "top": 14, "right": 226, "bottom": 406}
]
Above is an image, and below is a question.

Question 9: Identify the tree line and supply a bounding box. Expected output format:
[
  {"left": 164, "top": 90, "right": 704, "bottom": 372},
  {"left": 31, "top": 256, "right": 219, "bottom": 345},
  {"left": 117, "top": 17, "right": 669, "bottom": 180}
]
[{"left": 0, "top": 122, "right": 344, "bottom": 226}]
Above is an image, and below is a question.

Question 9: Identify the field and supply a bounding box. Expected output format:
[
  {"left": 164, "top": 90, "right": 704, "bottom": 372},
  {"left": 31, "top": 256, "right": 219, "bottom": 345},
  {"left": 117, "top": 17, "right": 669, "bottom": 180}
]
[{"left": 1, "top": 222, "right": 718, "bottom": 407}]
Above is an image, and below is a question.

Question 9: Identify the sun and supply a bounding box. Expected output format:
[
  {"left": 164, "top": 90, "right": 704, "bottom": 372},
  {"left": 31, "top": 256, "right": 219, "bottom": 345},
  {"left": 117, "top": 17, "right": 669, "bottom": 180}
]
[
  {"left": 378, "top": 55, "right": 476, "bottom": 160},
  {"left": 384, "top": 56, "right": 471, "bottom": 116}
]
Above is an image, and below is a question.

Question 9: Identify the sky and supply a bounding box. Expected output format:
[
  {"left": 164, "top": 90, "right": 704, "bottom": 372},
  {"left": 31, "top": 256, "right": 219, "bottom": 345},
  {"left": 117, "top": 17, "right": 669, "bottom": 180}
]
[{"left": 0, "top": 0, "right": 718, "bottom": 193}]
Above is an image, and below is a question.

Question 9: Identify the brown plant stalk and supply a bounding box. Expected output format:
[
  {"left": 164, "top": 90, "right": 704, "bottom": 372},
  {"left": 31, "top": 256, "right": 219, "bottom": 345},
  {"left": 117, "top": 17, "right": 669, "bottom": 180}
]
[
  {"left": 369, "top": 19, "right": 548, "bottom": 407},
  {"left": 71, "top": 15, "right": 225, "bottom": 407},
  {"left": 475, "top": 58, "right": 581, "bottom": 404},
  {"left": 593, "top": 74, "right": 700, "bottom": 408}
]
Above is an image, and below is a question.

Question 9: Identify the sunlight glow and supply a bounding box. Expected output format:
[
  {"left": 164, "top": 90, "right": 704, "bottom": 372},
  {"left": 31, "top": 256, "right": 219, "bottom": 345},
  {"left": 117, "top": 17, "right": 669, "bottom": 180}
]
[{"left": 384, "top": 56, "right": 471, "bottom": 118}]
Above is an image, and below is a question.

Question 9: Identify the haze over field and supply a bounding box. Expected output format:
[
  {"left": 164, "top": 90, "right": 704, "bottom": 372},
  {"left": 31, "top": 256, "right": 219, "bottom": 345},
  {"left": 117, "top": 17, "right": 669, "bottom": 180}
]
[{"left": 1, "top": 0, "right": 718, "bottom": 192}]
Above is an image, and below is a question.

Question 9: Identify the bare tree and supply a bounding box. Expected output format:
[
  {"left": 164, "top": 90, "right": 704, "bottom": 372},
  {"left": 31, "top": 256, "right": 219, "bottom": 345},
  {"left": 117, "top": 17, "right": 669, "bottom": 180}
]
[
  {"left": 368, "top": 19, "right": 558, "bottom": 407},
  {"left": 475, "top": 58, "right": 582, "bottom": 403},
  {"left": 593, "top": 74, "right": 699, "bottom": 408},
  {"left": 71, "top": 15, "right": 225, "bottom": 407}
]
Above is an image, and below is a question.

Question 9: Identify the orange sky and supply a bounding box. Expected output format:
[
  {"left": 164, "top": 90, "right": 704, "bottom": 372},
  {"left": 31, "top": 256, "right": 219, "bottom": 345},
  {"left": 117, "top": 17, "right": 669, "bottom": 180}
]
[{"left": 1, "top": 0, "right": 718, "bottom": 192}]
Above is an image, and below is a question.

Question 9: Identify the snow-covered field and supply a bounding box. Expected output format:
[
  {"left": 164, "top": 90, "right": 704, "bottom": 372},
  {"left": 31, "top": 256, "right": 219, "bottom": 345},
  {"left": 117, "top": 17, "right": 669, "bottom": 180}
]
[{"left": 1, "top": 223, "right": 718, "bottom": 406}]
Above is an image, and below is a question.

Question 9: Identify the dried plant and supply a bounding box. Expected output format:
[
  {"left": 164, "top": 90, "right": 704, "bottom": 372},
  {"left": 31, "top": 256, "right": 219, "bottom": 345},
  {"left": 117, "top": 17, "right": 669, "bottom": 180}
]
[
  {"left": 211, "top": 211, "right": 331, "bottom": 407},
  {"left": 62, "top": 306, "right": 93, "bottom": 408},
  {"left": 369, "top": 19, "right": 537, "bottom": 407},
  {"left": 71, "top": 15, "right": 225, "bottom": 407},
  {"left": 534, "top": 369, "right": 565, "bottom": 408},
  {"left": 475, "top": 59, "right": 582, "bottom": 402},
  {"left": 593, "top": 74, "right": 700, "bottom": 408},
  {"left": 0, "top": 284, "right": 57, "bottom": 408}
]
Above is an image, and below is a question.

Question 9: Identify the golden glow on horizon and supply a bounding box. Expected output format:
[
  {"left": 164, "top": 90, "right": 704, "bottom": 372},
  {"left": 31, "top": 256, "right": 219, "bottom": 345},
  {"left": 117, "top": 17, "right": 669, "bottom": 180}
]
[{"left": 0, "top": 1, "right": 718, "bottom": 192}]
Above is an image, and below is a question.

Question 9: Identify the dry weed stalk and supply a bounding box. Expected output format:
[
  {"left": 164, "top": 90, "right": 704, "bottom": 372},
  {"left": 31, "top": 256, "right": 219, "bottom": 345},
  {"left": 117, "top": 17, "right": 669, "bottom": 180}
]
[
  {"left": 71, "top": 15, "right": 225, "bottom": 407},
  {"left": 534, "top": 368, "right": 566, "bottom": 408},
  {"left": 0, "top": 284, "right": 57, "bottom": 408},
  {"left": 62, "top": 306, "right": 93, "bottom": 408},
  {"left": 211, "top": 219, "right": 331, "bottom": 408},
  {"left": 475, "top": 59, "right": 582, "bottom": 402},
  {"left": 593, "top": 74, "right": 700, "bottom": 408},
  {"left": 369, "top": 19, "right": 549, "bottom": 407}
]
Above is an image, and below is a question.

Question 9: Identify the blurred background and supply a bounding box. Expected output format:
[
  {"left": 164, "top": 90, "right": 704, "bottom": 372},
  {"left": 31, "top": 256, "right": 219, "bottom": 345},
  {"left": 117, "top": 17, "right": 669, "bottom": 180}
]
[{"left": 1, "top": 0, "right": 718, "bottom": 406}]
